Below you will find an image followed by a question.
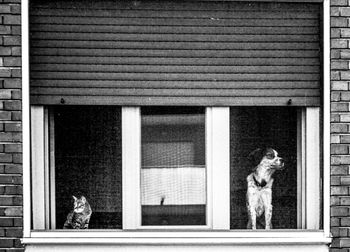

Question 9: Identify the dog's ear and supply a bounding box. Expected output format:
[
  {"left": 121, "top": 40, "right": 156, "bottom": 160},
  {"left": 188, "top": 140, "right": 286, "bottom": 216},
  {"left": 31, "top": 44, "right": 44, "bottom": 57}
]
[{"left": 248, "top": 148, "right": 265, "bottom": 169}]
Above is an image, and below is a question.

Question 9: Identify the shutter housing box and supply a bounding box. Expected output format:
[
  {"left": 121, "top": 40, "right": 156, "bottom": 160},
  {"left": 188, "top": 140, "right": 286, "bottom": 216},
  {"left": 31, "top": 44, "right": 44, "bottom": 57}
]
[{"left": 29, "top": 0, "right": 322, "bottom": 106}]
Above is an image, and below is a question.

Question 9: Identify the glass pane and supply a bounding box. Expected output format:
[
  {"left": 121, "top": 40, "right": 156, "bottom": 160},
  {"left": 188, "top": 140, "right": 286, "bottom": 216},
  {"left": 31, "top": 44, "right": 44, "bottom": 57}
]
[
  {"left": 141, "top": 107, "right": 206, "bottom": 226},
  {"left": 54, "top": 106, "right": 122, "bottom": 229},
  {"left": 230, "top": 107, "right": 298, "bottom": 229}
]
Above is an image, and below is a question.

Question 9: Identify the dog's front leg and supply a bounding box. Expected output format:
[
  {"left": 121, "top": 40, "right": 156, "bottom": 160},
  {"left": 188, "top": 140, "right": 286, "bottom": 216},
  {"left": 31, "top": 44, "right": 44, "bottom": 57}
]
[
  {"left": 247, "top": 189, "right": 258, "bottom": 230},
  {"left": 248, "top": 206, "right": 257, "bottom": 229},
  {"left": 261, "top": 189, "right": 272, "bottom": 230}
]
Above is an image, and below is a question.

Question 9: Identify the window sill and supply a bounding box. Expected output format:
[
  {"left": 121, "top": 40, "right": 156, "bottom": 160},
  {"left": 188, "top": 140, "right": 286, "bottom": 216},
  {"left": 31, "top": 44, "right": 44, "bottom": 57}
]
[{"left": 22, "top": 231, "right": 331, "bottom": 245}]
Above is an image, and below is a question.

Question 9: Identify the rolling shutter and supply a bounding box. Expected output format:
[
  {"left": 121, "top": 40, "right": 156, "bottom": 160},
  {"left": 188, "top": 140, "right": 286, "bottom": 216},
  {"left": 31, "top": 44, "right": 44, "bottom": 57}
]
[{"left": 29, "top": 0, "right": 321, "bottom": 106}]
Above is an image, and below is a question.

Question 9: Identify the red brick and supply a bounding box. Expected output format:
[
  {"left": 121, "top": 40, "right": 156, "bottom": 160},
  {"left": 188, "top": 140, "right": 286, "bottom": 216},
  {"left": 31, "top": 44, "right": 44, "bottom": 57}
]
[
  {"left": 0, "top": 112, "right": 11, "bottom": 121},
  {"left": 0, "top": 90, "right": 11, "bottom": 99},
  {"left": 340, "top": 238, "right": 350, "bottom": 246},
  {"left": 4, "top": 207, "right": 21, "bottom": 217},
  {"left": 11, "top": 26, "right": 21, "bottom": 35},
  {"left": 13, "top": 218, "right": 22, "bottom": 227},
  {"left": 3, "top": 79, "right": 20, "bottom": 88},
  {"left": 332, "top": 17, "right": 348, "bottom": 27},
  {"left": 3, "top": 57, "right": 20, "bottom": 67},
  {"left": 0, "top": 218, "right": 13, "bottom": 227},
  {"left": 332, "top": 103, "right": 349, "bottom": 112},
  {"left": 332, "top": 144, "right": 349, "bottom": 154},
  {"left": 332, "top": 7, "right": 341, "bottom": 16},
  {"left": 340, "top": 196, "right": 350, "bottom": 205},
  {"left": 0, "top": 4, "right": 11, "bottom": 13},
  {"left": 12, "top": 154, "right": 21, "bottom": 164},
  {"left": 332, "top": 165, "right": 349, "bottom": 175},
  {"left": 0, "top": 176, "right": 21, "bottom": 185},
  {"left": 332, "top": 0, "right": 348, "bottom": 6},
  {"left": 4, "top": 123, "right": 20, "bottom": 132},
  {"left": 333, "top": 175, "right": 342, "bottom": 185},
  {"left": 340, "top": 7, "right": 350, "bottom": 16},
  {"left": 332, "top": 186, "right": 350, "bottom": 194},
  {"left": 332, "top": 60, "right": 349, "bottom": 69},
  {"left": 10, "top": 69, "right": 20, "bottom": 77},
  {"left": 11, "top": 90, "right": 21, "bottom": 100},
  {"left": 10, "top": 5, "right": 20, "bottom": 14},
  {"left": 0, "top": 133, "right": 20, "bottom": 142},
  {"left": 333, "top": 92, "right": 342, "bottom": 101},
  {"left": 331, "top": 123, "right": 349, "bottom": 132},
  {"left": 11, "top": 47, "right": 20, "bottom": 56},
  {"left": 4, "top": 144, "right": 20, "bottom": 153},
  {"left": 332, "top": 206, "right": 350, "bottom": 216},
  {"left": 332, "top": 28, "right": 342, "bottom": 38},
  {"left": 333, "top": 71, "right": 342, "bottom": 80},
  {"left": 5, "top": 228, "right": 21, "bottom": 237},
  {"left": 3, "top": 36, "right": 20, "bottom": 46},
  {"left": 3, "top": 15, "right": 20, "bottom": 25},
  {"left": 3, "top": 101, "right": 20, "bottom": 111},
  {"left": 0, "top": 154, "right": 12, "bottom": 163},
  {"left": 0, "top": 239, "right": 13, "bottom": 248},
  {"left": 332, "top": 217, "right": 341, "bottom": 227},
  {"left": 10, "top": 111, "right": 20, "bottom": 121},
  {"left": 332, "top": 114, "right": 341, "bottom": 122}
]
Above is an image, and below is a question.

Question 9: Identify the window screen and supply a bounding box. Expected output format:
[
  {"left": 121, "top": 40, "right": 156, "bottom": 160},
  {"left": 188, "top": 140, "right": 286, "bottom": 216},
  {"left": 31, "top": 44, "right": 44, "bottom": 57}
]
[
  {"left": 230, "top": 107, "right": 298, "bottom": 229},
  {"left": 54, "top": 106, "right": 122, "bottom": 229},
  {"left": 141, "top": 107, "right": 206, "bottom": 226}
]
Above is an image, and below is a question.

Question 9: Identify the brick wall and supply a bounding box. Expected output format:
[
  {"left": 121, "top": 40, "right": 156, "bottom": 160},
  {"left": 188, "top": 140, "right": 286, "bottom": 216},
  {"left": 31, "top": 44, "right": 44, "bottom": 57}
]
[
  {"left": 0, "top": 0, "right": 340, "bottom": 251},
  {"left": 331, "top": 0, "right": 350, "bottom": 251},
  {"left": 0, "top": 0, "right": 22, "bottom": 251}
]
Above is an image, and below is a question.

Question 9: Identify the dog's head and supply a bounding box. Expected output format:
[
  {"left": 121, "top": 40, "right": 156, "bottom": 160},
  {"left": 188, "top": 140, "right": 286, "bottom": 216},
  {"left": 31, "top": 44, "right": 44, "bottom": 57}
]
[{"left": 248, "top": 148, "right": 284, "bottom": 171}]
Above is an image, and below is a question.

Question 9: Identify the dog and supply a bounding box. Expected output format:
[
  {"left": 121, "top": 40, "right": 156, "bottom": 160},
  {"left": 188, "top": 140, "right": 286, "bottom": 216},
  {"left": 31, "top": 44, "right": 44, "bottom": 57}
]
[{"left": 246, "top": 148, "right": 284, "bottom": 230}]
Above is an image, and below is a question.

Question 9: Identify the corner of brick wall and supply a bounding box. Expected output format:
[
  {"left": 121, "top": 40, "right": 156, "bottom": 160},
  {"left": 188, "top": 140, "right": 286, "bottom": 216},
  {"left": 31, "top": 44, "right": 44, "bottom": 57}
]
[
  {"left": 331, "top": 0, "right": 350, "bottom": 251},
  {"left": 0, "top": 0, "right": 23, "bottom": 251}
]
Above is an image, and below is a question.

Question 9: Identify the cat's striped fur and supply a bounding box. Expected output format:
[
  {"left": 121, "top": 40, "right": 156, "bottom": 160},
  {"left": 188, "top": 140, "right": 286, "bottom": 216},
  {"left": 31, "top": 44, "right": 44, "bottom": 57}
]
[{"left": 63, "top": 195, "right": 92, "bottom": 229}]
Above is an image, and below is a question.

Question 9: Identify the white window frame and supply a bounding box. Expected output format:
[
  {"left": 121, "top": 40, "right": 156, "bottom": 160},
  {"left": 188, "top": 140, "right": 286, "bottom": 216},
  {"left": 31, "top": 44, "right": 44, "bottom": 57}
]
[
  {"left": 122, "top": 107, "right": 230, "bottom": 230},
  {"left": 29, "top": 106, "right": 325, "bottom": 236},
  {"left": 22, "top": 0, "right": 331, "bottom": 246}
]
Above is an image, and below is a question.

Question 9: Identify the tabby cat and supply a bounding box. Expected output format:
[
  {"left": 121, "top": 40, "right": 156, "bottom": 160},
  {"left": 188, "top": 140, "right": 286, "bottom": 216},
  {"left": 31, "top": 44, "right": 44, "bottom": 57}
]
[{"left": 63, "top": 195, "right": 92, "bottom": 229}]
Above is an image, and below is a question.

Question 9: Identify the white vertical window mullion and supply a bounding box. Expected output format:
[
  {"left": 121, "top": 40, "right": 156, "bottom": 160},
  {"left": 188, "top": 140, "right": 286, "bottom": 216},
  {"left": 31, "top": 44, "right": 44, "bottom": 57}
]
[
  {"left": 31, "top": 106, "right": 46, "bottom": 230},
  {"left": 206, "top": 108, "right": 213, "bottom": 228},
  {"left": 297, "top": 109, "right": 306, "bottom": 229},
  {"left": 207, "top": 107, "right": 230, "bottom": 230},
  {"left": 44, "top": 108, "right": 50, "bottom": 229},
  {"left": 49, "top": 111, "right": 56, "bottom": 229},
  {"left": 122, "top": 107, "right": 141, "bottom": 229},
  {"left": 306, "top": 107, "right": 320, "bottom": 230}
]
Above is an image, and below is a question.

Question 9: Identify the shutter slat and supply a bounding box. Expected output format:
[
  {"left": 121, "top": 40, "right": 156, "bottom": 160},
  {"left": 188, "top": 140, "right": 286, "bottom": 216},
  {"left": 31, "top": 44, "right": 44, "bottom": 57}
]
[
  {"left": 31, "top": 80, "right": 320, "bottom": 89},
  {"left": 30, "top": 25, "right": 320, "bottom": 35},
  {"left": 31, "top": 87, "right": 320, "bottom": 97},
  {"left": 30, "top": 32, "right": 320, "bottom": 42},
  {"left": 30, "top": 48, "right": 319, "bottom": 58},
  {"left": 29, "top": 0, "right": 321, "bottom": 106},
  {"left": 30, "top": 16, "right": 319, "bottom": 27},
  {"left": 30, "top": 56, "right": 321, "bottom": 66},
  {"left": 30, "top": 64, "right": 320, "bottom": 73},
  {"left": 30, "top": 8, "right": 320, "bottom": 19},
  {"left": 31, "top": 41, "right": 320, "bottom": 50},
  {"left": 30, "top": 1, "right": 320, "bottom": 12},
  {"left": 30, "top": 72, "right": 320, "bottom": 81}
]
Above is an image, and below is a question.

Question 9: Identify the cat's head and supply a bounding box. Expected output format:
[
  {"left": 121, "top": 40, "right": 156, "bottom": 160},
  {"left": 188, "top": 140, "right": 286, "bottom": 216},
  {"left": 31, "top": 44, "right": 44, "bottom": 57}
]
[{"left": 72, "top": 195, "right": 87, "bottom": 213}]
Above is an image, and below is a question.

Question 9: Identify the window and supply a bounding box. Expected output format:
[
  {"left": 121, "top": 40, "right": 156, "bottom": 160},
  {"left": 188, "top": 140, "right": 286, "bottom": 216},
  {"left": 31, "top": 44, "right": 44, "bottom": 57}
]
[
  {"left": 31, "top": 106, "right": 321, "bottom": 231},
  {"left": 25, "top": 0, "right": 330, "bottom": 247},
  {"left": 141, "top": 107, "right": 206, "bottom": 226}
]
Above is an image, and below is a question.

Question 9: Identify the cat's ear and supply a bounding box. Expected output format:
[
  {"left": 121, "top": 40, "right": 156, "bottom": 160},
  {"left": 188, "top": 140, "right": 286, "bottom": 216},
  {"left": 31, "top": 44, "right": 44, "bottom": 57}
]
[
  {"left": 80, "top": 196, "right": 86, "bottom": 203},
  {"left": 72, "top": 195, "right": 77, "bottom": 201}
]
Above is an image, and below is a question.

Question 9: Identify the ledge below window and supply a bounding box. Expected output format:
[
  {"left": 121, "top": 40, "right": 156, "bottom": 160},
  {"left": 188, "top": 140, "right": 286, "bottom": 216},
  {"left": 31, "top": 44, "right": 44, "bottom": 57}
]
[{"left": 22, "top": 231, "right": 331, "bottom": 246}]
